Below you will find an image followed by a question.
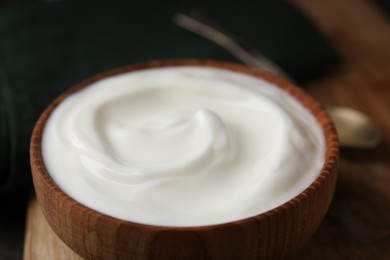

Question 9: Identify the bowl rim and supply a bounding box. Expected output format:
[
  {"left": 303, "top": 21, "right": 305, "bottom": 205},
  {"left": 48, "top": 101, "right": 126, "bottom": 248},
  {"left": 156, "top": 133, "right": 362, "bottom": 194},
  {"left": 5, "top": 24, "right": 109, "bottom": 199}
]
[{"left": 30, "top": 59, "right": 339, "bottom": 232}]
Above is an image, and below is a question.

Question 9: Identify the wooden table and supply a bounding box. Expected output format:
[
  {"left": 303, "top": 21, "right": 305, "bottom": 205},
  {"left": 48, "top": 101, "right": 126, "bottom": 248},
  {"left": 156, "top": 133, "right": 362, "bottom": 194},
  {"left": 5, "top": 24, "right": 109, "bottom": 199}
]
[
  {"left": 291, "top": 0, "right": 390, "bottom": 258},
  {"left": 24, "top": 0, "right": 390, "bottom": 259}
]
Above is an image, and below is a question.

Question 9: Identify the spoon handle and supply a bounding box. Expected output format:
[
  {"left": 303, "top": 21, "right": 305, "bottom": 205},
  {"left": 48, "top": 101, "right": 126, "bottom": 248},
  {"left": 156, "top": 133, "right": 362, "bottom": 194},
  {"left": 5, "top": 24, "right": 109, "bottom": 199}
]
[{"left": 173, "top": 11, "right": 294, "bottom": 82}]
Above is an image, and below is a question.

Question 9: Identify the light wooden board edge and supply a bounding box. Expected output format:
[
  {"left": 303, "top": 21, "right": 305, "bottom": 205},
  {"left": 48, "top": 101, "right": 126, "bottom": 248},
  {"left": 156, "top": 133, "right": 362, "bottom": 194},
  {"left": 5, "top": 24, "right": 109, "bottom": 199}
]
[{"left": 23, "top": 196, "right": 82, "bottom": 260}]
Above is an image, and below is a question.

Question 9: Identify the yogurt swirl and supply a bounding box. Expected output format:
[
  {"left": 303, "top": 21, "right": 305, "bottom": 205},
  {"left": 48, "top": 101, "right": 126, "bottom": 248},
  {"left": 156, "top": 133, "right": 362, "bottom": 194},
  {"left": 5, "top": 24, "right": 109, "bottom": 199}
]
[{"left": 42, "top": 66, "right": 325, "bottom": 226}]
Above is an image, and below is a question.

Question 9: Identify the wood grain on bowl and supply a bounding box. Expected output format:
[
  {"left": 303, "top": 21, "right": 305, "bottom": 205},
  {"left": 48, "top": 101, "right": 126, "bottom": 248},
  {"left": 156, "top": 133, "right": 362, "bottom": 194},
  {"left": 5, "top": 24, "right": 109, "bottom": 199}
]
[{"left": 30, "top": 60, "right": 339, "bottom": 260}]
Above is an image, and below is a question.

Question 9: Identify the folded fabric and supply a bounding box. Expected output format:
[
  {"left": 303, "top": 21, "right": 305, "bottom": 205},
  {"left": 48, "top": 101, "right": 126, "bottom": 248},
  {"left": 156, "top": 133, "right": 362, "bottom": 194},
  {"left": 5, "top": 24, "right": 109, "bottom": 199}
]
[{"left": 0, "top": 0, "right": 339, "bottom": 193}]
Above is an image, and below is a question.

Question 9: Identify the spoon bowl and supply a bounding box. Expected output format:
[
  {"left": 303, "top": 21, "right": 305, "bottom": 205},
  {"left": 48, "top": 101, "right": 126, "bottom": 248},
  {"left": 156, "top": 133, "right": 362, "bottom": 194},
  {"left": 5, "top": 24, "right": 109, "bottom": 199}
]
[{"left": 327, "top": 107, "right": 381, "bottom": 148}]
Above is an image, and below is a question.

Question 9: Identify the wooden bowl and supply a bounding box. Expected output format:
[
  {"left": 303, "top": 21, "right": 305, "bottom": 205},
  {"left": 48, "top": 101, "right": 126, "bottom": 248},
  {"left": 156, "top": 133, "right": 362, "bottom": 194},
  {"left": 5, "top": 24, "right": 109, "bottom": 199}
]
[{"left": 30, "top": 60, "right": 339, "bottom": 260}]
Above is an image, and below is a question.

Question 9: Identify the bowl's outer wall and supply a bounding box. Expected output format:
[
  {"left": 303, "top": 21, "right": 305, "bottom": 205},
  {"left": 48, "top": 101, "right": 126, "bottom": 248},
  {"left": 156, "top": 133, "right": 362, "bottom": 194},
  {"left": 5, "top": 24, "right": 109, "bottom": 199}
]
[{"left": 30, "top": 60, "right": 339, "bottom": 260}]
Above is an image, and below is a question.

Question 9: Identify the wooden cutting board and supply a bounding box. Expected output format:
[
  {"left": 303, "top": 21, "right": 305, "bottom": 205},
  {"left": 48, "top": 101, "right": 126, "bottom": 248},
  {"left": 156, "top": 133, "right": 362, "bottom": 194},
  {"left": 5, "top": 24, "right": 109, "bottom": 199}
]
[
  {"left": 24, "top": 198, "right": 82, "bottom": 260},
  {"left": 24, "top": 0, "right": 390, "bottom": 259}
]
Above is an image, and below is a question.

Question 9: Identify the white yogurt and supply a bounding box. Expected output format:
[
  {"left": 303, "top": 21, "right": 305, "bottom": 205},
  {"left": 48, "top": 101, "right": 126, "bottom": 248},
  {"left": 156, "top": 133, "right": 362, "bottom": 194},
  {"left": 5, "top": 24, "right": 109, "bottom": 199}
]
[{"left": 42, "top": 66, "right": 325, "bottom": 227}]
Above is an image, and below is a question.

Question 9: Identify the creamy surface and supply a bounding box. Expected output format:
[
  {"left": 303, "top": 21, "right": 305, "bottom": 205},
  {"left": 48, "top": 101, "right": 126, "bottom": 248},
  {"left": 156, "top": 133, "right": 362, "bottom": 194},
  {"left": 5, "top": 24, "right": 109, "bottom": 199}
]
[{"left": 42, "top": 66, "right": 325, "bottom": 227}]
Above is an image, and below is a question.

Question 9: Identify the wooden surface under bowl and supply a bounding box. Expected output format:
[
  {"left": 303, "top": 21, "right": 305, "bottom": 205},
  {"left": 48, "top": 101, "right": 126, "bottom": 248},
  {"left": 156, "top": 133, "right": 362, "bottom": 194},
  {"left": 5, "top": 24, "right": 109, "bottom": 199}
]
[{"left": 30, "top": 60, "right": 339, "bottom": 260}]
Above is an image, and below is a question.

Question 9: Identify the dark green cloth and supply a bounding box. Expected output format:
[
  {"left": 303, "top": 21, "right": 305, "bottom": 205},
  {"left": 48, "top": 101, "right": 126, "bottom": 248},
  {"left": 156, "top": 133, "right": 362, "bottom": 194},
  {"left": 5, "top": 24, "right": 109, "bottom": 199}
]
[{"left": 0, "top": 0, "right": 339, "bottom": 193}]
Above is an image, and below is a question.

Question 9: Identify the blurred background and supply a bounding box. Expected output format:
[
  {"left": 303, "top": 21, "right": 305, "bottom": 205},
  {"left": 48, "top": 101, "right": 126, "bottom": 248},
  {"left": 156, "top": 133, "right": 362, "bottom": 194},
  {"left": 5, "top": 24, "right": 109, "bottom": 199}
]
[{"left": 1, "top": 0, "right": 389, "bottom": 259}]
